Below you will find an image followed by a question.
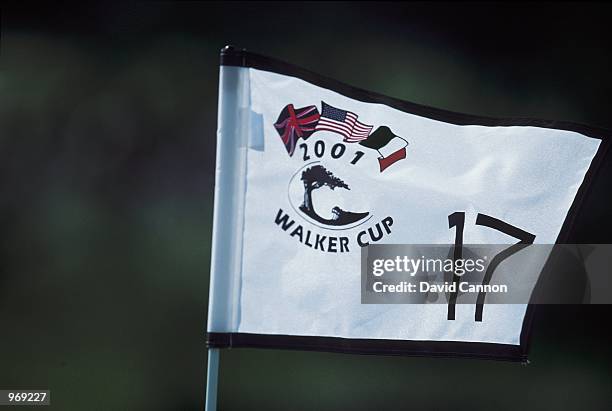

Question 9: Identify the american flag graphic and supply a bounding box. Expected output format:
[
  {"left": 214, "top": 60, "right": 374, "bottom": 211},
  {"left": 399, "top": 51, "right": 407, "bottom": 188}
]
[
  {"left": 315, "top": 101, "right": 373, "bottom": 142},
  {"left": 274, "top": 104, "right": 320, "bottom": 156}
]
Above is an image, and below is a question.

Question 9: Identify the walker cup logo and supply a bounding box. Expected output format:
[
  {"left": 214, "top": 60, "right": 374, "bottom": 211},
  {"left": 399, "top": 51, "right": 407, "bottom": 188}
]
[{"left": 273, "top": 101, "right": 408, "bottom": 253}]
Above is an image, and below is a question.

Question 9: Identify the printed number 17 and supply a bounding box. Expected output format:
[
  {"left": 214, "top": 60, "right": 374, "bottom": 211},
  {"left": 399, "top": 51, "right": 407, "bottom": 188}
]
[{"left": 447, "top": 212, "right": 535, "bottom": 322}]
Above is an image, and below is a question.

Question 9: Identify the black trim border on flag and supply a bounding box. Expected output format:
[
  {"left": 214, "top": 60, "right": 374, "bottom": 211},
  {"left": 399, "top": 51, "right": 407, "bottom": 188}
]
[
  {"left": 206, "top": 332, "right": 525, "bottom": 362},
  {"left": 208, "top": 46, "right": 612, "bottom": 362}
]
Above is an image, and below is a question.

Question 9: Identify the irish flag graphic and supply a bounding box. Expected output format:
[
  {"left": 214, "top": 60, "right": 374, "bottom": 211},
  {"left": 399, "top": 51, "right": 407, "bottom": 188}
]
[{"left": 359, "top": 126, "right": 409, "bottom": 172}]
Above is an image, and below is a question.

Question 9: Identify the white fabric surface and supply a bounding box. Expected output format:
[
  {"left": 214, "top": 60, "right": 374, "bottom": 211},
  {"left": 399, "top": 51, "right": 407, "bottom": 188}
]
[{"left": 208, "top": 67, "right": 601, "bottom": 346}]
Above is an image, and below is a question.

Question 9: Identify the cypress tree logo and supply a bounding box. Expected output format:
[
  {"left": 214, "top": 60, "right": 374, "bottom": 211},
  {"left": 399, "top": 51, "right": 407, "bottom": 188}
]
[{"left": 298, "top": 164, "right": 370, "bottom": 227}]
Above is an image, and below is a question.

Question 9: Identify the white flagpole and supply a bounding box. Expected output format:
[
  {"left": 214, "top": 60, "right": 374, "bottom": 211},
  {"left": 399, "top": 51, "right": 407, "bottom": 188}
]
[
  {"left": 205, "top": 348, "right": 219, "bottom": 411},
  {"left": 206, "top": 46, "right": 249, "bottom": 411}
]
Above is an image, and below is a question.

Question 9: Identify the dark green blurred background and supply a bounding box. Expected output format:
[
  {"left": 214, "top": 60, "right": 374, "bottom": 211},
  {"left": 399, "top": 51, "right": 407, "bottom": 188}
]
[{"left": 1, "top": 2, "right": 611, "bottom": 410}]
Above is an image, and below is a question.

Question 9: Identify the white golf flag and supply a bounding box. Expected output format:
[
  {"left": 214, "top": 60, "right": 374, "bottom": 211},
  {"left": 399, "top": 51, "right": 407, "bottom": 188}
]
[{"left": 207, "top": 47, "right": 609, "bottom": 361}]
